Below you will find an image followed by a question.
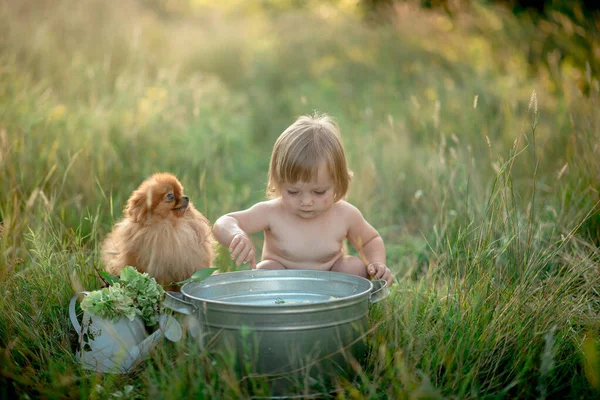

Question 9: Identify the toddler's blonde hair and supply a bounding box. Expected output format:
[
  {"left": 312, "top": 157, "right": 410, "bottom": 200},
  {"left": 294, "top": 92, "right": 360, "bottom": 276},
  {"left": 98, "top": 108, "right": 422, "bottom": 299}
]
[{"left": 267, "top": 113, "right": 352, "bottom": 202}]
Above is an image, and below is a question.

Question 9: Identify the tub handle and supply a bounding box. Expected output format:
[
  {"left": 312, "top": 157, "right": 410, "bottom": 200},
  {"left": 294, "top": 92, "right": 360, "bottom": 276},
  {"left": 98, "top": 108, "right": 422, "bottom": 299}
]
[
  {"left": 163, "top": 292, "right": 203, "bottom": 339},
  {"left": 163, "top": 291, "right": 197, "bottom": 315},
  {"left": 369, "top": 280, "right": 390, "bottom": 304}
]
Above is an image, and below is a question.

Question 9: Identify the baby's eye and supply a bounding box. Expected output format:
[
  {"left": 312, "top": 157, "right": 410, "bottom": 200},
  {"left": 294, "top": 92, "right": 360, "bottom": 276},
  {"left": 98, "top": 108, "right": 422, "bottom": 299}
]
[
  {"left": 313, "top": 190, "right": 326, "bottom": 195},
  {"left": 165, "top": 193, "right": 175, "bottom": 201},
  {"left": 286, "top": 190, "right": 299, "bottom": 196}
]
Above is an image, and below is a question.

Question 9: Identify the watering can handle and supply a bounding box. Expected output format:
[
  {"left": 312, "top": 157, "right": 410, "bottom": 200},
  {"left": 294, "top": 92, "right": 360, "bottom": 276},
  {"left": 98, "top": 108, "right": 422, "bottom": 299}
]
[
  {"left": 69, "top": 291, "right": 90, "bottom": 335},
  {"left": 369, "top": 280, "right": 390, "bottom": 304}
]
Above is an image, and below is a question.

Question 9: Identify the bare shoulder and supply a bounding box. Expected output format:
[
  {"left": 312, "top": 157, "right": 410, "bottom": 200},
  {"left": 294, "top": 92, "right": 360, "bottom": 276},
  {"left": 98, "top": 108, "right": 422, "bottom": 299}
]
[
  {"left": 335, "top": 200, "right": 364, "bottom": 219},
  {"left": 222, "top": 198, "right": 283, "bottom": 234},
  {"left": 227, "top": 199, "right": 278, "bottom": 215},
  {"left": 332, "top": 201, "right": 366, "bottom": 232},
  {"left": 339, "top": 201, "right": 379, "bottom": 243},
  {"left": 248, "top": 199, "right": 281, "bottom": 214}
]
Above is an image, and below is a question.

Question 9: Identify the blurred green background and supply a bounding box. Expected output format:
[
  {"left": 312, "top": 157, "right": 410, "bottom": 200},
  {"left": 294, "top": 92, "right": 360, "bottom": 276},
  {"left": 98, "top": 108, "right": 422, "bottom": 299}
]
[{"left": 1, "top": 0, "right": 599, "bottom": 398}]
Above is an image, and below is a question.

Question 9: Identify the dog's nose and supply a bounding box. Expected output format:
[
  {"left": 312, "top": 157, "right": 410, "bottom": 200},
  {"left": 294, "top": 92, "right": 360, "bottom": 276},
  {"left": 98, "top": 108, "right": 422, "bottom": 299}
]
[{"left": 181, "top": 196, "right": 189, "bottom": 207}]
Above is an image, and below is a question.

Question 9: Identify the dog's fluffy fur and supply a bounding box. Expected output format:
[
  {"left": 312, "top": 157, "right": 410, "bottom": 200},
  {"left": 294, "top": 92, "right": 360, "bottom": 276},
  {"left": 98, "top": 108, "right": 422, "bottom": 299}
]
[{"left": 101, "top": 173, "right": 215, "bottom": 290}]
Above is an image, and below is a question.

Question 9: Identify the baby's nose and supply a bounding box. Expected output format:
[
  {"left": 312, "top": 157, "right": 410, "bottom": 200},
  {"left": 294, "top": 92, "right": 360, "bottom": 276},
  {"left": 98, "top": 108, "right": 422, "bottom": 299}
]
[{"left": 300, "top": 194, "right": 313, "bottom": 205}]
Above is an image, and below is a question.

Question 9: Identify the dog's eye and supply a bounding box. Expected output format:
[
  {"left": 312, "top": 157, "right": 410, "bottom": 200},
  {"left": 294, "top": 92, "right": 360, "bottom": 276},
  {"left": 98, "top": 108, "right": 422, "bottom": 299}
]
[{"left": 165, "top": 193, "right": 175, "bottom": 201}]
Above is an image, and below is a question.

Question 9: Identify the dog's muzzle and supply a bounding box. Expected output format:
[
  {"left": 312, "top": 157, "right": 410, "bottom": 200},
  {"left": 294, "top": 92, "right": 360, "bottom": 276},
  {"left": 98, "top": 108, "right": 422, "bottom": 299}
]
[{"left": 174, "top": 196, "right": 189, "bottom": 211}]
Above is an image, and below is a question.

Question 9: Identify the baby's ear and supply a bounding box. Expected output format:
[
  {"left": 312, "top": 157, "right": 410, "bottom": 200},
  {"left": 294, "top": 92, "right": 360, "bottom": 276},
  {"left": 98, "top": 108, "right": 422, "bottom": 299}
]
[{"left": 126, "top": 187, "right": 152, "bottom": 223}]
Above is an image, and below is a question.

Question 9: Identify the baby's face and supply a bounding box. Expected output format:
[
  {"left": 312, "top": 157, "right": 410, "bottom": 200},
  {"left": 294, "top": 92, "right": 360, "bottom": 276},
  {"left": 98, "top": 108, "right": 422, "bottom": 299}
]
[{"left": 280, "top": 165, "right": 335, "bottom": 219}]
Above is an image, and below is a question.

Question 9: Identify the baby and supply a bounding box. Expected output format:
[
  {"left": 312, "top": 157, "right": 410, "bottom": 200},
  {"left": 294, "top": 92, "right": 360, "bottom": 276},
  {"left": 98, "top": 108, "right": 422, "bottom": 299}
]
[{"left": 213, "top": 113, "right": 394, "bottom": 286}]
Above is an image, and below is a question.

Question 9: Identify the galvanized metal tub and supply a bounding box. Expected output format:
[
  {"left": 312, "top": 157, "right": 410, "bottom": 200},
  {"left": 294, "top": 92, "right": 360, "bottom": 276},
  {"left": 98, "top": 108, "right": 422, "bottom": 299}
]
[{"left": 164, "top": 270, "right": 389, "bottom": 397}]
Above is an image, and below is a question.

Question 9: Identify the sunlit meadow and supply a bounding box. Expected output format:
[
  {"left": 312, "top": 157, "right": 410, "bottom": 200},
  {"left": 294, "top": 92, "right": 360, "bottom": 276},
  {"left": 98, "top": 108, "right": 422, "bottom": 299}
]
[{"left": 1, "top": 0, "right": 599, "bottom": 398}]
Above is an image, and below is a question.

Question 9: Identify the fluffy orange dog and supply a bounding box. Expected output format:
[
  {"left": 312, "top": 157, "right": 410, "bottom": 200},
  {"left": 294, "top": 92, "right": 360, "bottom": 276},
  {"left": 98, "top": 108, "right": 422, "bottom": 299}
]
[{"left": 101, "top": 173, "right": 215, "bottom": 290}]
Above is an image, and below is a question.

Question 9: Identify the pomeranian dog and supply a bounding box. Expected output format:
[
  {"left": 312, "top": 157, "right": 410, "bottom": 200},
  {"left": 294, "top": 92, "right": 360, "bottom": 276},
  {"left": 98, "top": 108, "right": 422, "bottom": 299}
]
[{"left": 101, "top": 173, "right": 215, "bottom": 291}]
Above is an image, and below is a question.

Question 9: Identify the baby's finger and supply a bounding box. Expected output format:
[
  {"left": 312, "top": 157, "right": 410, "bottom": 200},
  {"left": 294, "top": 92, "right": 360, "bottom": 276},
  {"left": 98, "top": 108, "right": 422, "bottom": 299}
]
[
  {"left": 383, "top": 270, "right": 394, "bottom": 287},
  {"left": 250, "top": 253, "right": 257, "bottom": 269},
  {"left": 373, "top": 265, "right": 386, "bottom": 279},
  {"left": 245, "top": 247, "right": 255, "bottom": 263},
  {"left": 230, "top": 240, "right": 245, "bottom": 260},
  {"left": 236, "top": 246, "right": 252, "bottom": 266},
  {"left": 229, "top": 235, "right": 241, "bottom": 253},
  {"left": 243, "top": 248, "right": 255, "bottom": 267}
]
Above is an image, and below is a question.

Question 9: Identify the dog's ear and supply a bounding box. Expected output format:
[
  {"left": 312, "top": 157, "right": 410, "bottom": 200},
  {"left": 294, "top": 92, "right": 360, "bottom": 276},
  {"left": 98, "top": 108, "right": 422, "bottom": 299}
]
[{"left": 126, "top": 186, "right": 152, "bottom": 223}]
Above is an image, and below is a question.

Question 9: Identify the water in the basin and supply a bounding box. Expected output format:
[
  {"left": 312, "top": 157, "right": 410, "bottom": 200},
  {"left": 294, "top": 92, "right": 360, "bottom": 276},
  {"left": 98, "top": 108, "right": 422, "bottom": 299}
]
[{"left": 215, "top": 292, "right": 338, "bottom": 305}]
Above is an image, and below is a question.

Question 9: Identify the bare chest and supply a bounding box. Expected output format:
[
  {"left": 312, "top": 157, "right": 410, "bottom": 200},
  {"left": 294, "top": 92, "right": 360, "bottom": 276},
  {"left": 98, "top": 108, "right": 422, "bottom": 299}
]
[{"left": 265, "top": 214, "right": 347, "bottom": 263}]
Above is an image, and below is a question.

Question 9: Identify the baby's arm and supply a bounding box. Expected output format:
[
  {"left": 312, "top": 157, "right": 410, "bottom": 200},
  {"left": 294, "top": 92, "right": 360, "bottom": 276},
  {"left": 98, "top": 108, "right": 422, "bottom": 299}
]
[
  {"left": 213, "top": 202, "right": 272, "bottom": 268},
  {"left": 345, "top": 203, "right": 394, "bottom": 286}
]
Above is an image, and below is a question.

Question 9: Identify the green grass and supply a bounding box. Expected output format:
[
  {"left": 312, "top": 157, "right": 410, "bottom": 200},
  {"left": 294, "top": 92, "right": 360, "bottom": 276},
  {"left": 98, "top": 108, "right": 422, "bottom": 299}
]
[{"left": 1, "top": 0, "right": 599, "bottom": 398}]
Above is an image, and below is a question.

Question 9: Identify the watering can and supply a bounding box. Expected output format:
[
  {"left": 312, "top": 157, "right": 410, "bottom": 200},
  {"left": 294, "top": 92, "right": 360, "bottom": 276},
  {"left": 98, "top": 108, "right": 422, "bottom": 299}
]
[{"left": 69, "top": 291, "right": 182, "bottom": 373}]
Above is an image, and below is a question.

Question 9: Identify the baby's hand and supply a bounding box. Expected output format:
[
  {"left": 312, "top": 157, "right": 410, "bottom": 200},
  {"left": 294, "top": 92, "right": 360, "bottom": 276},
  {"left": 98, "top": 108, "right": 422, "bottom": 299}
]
[
  {"left": 367, "top": 262, "right": 394, "bottom": 287},
  {"left": 229, "top": 232, "right": 257, "bottom": 268}
]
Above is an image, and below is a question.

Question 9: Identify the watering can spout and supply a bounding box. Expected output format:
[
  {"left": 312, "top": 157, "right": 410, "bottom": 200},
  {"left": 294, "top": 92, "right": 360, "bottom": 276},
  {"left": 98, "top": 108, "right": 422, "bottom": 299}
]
[
  {"left": 130, "top": 314, "right": 183, "bottom": 361},
  {"left": 130, "top": 326, "right": 164, "bottom": 362}
]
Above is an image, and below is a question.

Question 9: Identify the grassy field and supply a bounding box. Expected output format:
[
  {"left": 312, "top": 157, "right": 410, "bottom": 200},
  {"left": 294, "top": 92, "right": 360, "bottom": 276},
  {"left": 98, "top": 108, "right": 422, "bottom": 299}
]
[{"left": 1, "top": 0, "right": 599, "bottom": 398}]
